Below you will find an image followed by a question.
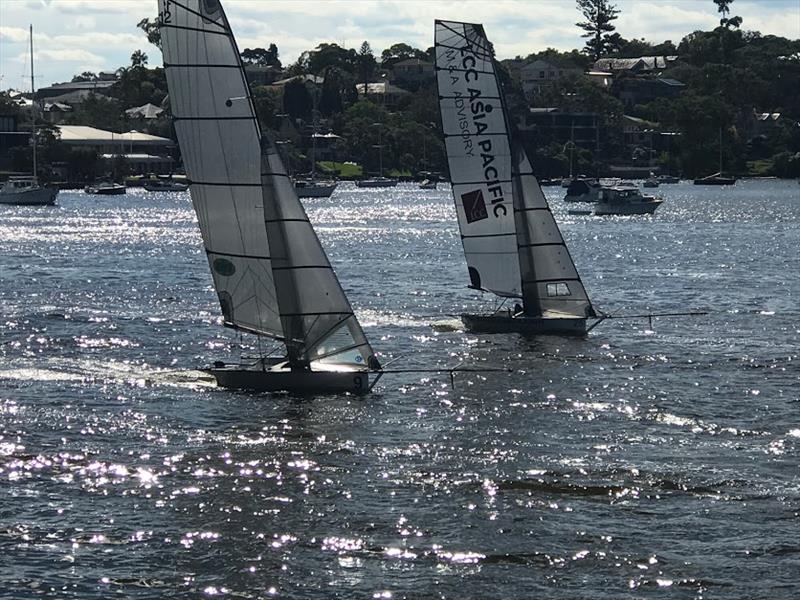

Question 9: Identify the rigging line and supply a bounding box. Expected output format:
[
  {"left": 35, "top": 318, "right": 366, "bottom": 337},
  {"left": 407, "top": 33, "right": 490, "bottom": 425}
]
[
  {"left": 436, "top": 22, "right": 493, "bottom": 54},
  {"left": 168, "top": 0, "right": 230, "bottom": 33}
]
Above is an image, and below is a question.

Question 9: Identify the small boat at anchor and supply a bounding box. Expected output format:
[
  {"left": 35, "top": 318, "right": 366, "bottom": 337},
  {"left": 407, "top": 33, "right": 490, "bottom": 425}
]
[
  {"left": 0, "top": 26, "right": 58, "bottom": 207},
  {"left": 85, "top": 181, "right": 127, "bottom": 195},
  {"left": 435, "top": 20, "right": 599, "bottom": 336},
  {"left": 355, "top": 176, "right": 397, "bottom": 188},
  {"left": 159, "top": 0, "right": 381, "bottom": 394},
  {"left": 142, "top": 178, "right": 189, "bottom": 192},
  {"left": 293, "top": 178, "right": 337, "bottom": 198},
  {"left": 418, "top": 178, "right": 437, "bottom": 190}
]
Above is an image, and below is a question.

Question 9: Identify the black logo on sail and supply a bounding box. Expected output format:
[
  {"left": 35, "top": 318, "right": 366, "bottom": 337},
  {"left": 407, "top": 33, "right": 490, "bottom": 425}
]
[{"left": 461, "top": 189, "right": 488, "bottom": 223}]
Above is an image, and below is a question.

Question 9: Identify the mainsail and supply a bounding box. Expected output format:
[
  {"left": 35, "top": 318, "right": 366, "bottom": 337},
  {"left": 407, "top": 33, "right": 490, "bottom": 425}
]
[
  {"left": 434, "top": 20, "right": 594, "bottom": 319},
  {"left": 160, "top": 0, "right": 378, "bottom": 368}
]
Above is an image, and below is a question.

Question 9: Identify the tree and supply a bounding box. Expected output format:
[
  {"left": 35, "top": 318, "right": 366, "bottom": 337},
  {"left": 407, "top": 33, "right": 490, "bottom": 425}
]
[
  {"left": 576, "top": 0, "right": 620, "bottom": 61},
  {"left": 241, "top": 45, "right": 282, "bottom": 68},
  {"left": 131, "top": 50, "right": 149, "bottom": 68},
  {"left": 714, "top": 0, "right": 742, "bottom": 29},
  {"left": 136, "top": 17, "right": 161, "bottom": 50},
  {"left": 282, "top": 80, "right": 313, "bottom": 122},
  {"left": 357, "top": 41, "right": 376, "bottom": 98}
]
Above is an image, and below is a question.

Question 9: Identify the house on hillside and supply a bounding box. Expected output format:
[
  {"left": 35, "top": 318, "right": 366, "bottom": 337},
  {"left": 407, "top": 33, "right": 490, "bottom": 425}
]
[
  {"left": 593, "top": 55, "right": 678, "bottom": 74},
  {"left": 354, "top": 81, "right": 411, "bottom": 108},
  {"left": 520, "top": 59, "right": 582, "bottom": 98},
  {"left": 42, "top": 102, "right": 73, "bottom": 124},
  {"left": 391, "top": 58, "right": 434, "bottom": 84},
  {"left": 56, "top": 125, "right": 175, "bottom": 175},
  {"left": 36, "top": 79, "right": 117, "bottom": 101},
  {"left": 613, "top": 77, "right": 685, "bottom": 109},
  {"left": 125, "top": 103, "right": 165, "bottom": 120},
  {"left": 518, "top": 108, "right": 603, "bottom": 150}
]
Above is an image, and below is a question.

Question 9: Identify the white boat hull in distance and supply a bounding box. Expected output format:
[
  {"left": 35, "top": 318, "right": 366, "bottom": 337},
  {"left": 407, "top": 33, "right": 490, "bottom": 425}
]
[
  {"left": 294, "top": 182, "right": 337, "bottom": 198},
  {"left": 594, "top": 198, "right": 663, "bottom": 215},
  {"left": 461, "top": 313, "right": 588, "bottom": 336},
  {"left": 355, "top": 178, "right": 398, "bottom": 188},
  {"left": 0, "top": 186, "right": 58, "bottom": 206}
]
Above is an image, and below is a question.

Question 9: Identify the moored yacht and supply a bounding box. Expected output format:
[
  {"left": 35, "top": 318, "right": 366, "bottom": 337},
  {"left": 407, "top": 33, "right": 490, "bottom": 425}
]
[
  {"left": 570, "top": 184, "right": 663, "bottom": 216},
  {"left": 0, "top": 176, "right": 58, "bottom": 206}
]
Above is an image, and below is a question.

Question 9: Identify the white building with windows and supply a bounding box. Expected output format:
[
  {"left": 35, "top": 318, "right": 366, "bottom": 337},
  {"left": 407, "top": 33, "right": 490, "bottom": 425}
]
[{"left": 520, "top": 59, "right": 582, "bottom": 98}]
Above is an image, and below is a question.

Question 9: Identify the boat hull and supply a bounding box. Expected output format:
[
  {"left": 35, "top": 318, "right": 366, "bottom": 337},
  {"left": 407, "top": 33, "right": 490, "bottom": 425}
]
[
  {"left": 594, "top": 199, "right": 662, "bottom": 215},
  {"left": 85, "top": 185, "right": 127, "bottom": 195},
  {"left": 143, "top": 182, "right": 189, "bottom": 192},
  {"left": 295, "top": 183, "right": 337, "bottom": 198},
  {"left": 0, "top": 186, "right": 58, "bottom": 206},
  {"left": 461, "top": 314, "right": 588, "bottom": 336},
  {"left": 693, "top": 177, "right": 736, "bottom": 185},
  {"left": 355, "top": 179, "right": 398, "bottom": 188},
  {"left": 206, "top": 366, "right": 372, "bottom": 394}
]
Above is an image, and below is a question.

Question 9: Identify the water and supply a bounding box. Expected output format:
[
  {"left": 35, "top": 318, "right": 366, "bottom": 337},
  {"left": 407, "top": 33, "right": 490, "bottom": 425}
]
[{"left": 1, "top": 180, "right": 798, "bottom": 599}]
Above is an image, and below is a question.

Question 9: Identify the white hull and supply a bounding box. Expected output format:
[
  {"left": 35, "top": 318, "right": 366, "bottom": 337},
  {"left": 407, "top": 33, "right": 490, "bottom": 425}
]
[
  {"left": 356, "top": 178, "right": 398, "bottom": 188},
  {"left": 0, "top": 186, "right": 58, "bottom": 206},
  {"left": 143, "top": 181, "right": 189, "bottom": 192}
]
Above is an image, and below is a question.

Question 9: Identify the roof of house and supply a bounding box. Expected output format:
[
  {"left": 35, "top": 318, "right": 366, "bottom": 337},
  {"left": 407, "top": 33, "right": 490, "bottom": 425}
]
[
  {"left": 270, "top": 74, "right": 324, "bottom": 87},
  {"left": 522, "top": 58, "right": 582, "bottom": 72},
  {"left": 57, "top": 125, "right": 172, "bottom": 145},
  {"left": 393, "top": 58, "right": 433, "bottom": 68},
  {"left": 125, "top": 103, "right": 164, "bottom": 119},
  {"left": 43, "top": 89, "right": 111, "bottom": 105},
  {"left": 44, "top": 102, "right": 73, "bottom": 112},
  {"left": 39, "top": 80, "right": 117, "bottom": 92},
  {"left": 355, "top": 81, "right": 410, "bottom": 95},
  {"left": 594, "top": 56, "right": 678, "bottom": 72}
]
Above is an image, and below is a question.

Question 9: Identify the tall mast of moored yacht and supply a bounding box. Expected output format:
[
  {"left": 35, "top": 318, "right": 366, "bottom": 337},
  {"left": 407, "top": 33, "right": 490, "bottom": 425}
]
[{"left": 30, "top": 24, "right": 37, "bottom": 179}]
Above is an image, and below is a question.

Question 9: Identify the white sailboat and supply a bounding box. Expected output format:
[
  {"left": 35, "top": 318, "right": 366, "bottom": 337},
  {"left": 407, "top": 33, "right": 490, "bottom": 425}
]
[
  {"left": 434, "top": 20, "right": 598, "bottom": 335},
  {"left": 159, "top": 0, "right": 381, "bottom": 393},
  {"left": 0, "top": 25, "right": 58, "bottom": 207}
]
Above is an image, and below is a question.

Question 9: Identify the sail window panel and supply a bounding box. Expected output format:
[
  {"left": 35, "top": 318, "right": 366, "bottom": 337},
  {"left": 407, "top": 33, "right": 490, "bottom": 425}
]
[
  {"left": 167, "top": 68, "right": 253, "bottom": 120},
  {"left": 191, "top": 186, "right": 269, "bottom": 255},
  {"left": 309, "top": 317, "right": 372, "bottom": 367},
  {"left": 538, "top": 285, "right": 592, "bottom": 318},
  {"left": 206, "top": 255, "right": 282, "bottom": 336},
  {"left": 174, "top": 121, "right": 258, "bottom": 184},
  {"left": 445, "top": 138, "right": 512, "bottom": 183}
]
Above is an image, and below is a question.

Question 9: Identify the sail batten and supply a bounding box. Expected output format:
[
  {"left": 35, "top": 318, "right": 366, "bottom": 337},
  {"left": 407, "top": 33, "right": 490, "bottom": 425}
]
[{"left": 435, "top": 19, "right": 594, "bottom": 319}]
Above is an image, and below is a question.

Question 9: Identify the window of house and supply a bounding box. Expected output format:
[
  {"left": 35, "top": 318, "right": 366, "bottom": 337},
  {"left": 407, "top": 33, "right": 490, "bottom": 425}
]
[
  {"left": 539, "top": 70, "right": 545, "bottom": 78},
  {"left": 547, "top": 282, "right": 571, "bottom": 296}
]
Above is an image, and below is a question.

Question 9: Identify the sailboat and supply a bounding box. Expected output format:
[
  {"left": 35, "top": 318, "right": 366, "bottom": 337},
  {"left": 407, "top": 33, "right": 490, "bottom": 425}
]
[
  {"left": 356, "top": 124, "right": 397, "bottom": 188},
  {"left": 294, "top": 114, "right": 337, "bottom": 198},
  {"left": 0, "top": 25, "right": 58, "bottom": 207},
  {"left": 159, "top": 0, "right": 381, "bottom": 393},
  {"left": 694, "top": 127, "right": 736, "bottom": 185},
  {"left": 434, "top": 20, "right": 598, "bottom": 335}
]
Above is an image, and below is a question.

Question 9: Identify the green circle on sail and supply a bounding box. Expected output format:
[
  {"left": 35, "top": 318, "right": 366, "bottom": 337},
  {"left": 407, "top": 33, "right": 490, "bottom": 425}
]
[{"left": 213, "top": 258, "right": 236, "bottom": 276}]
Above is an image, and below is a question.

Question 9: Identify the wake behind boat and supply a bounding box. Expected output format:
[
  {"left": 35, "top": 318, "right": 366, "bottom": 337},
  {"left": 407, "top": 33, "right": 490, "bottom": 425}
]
[
  {"left": 435, "top": 20, "right": 598, "bottom": 336},
  {"left": 159, "top": 0, "right": 381, "bottom": 394}
]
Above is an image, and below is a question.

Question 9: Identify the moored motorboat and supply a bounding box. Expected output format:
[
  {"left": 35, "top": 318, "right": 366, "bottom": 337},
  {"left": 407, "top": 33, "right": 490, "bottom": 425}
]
[
  {"left": 142, "top": 178, "right": 189, "bottom": 192},
  {"left": 564, "top": 178, "right": 601, "bottom": 202},
  {"left": 0, "top": 176, "right": 58, "bottom": 206},
  {"left": 593, "top": 185, "right": 663, "bottom": 215},
  {"left": 85, "top": 181, "right": 127, "bottom": 195},
  {"left": 418, "top": 178, "right": 437, "bottom": 189},
  {"left": 693, "top": 172, "right": 736, "bottom": 185}
]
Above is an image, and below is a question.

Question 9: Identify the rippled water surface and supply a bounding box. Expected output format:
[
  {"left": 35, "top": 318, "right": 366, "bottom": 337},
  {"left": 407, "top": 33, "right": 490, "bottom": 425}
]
[{"left": 1, "top": 180, "right": 798, "bottom": 599}]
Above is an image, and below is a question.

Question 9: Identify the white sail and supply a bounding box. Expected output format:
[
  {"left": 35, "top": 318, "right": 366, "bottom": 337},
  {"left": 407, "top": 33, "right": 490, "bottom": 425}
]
[
  {"left": 434, "top": 20, "right": 520, "bottom": 297},
  {"left": 260, "top": 142, "right": 377, "bottom": 368},
  {"left": 435, "top": 20, "right": 594, "bottom": 318},
  {"left": 160, "top": 0, "right": 282, "bottom": 338},
  {"left": 512, "top": 146, "right": 595, "bottom": 318},
  {"left": 160, "top": 0, "right": 378, "bottom": 368}
]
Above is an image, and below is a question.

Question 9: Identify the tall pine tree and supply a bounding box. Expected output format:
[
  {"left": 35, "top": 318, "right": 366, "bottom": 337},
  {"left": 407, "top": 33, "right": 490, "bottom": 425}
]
[{"left": 576, "top": 0, "right": 620, "bottom": 61}]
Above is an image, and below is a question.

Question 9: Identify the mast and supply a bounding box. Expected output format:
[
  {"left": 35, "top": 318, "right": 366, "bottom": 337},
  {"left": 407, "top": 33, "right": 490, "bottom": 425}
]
[{"left": 30, "top": 25, "right": 36, "bottom": 180}]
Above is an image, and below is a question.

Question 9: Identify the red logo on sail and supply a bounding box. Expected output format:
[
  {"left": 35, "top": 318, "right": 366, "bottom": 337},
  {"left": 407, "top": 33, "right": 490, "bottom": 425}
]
[{"left": 461, "top": 189, "right": 488, "bottom": 223}]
